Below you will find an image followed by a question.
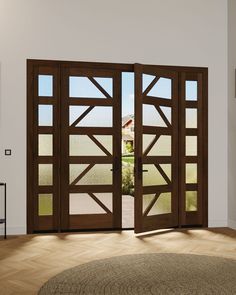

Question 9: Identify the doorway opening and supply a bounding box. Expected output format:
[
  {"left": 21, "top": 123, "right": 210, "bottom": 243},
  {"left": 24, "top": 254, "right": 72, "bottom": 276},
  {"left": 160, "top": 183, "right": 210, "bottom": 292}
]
[{"left": 121, "top": 72, "right": 135, "bottom": 229}]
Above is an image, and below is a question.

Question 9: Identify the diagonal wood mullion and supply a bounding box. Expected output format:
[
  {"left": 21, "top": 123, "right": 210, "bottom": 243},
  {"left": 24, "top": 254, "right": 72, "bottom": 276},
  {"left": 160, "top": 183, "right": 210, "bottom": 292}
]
[
  {"left": 154, "top": 164, "right": 171, "bottom": 185},
  {"left": 71, "top": 106, "right": 94, "bottom": 127},
  {"left": 88, "top": 135, "right": 112, "bottom": 156},
  {"left": 70, "top": 164, "right": 95, "bottom": 186},
  {"left": 88, "top": 192, "right": 112, "bottom": 214},
  {"left": 154, "top": 105, "right": 171, "bottom": 128},
  {"left": 88, "top": 77, "right": 112, "bottom": 99},
  {"left": 143, "top": 76, "right": 160, "bottom": 96},
  {"left": 143, "top": 135, "right": 160, "bottom": 156},
  {"left": 143, "top": 193, "right": 161, "bottom": 217}
]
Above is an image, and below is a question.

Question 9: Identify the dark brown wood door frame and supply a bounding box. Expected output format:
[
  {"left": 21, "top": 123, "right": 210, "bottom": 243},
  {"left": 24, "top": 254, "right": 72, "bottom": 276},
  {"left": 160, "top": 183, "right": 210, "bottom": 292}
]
[{"left": 27, "top": 59, "right": 208, "bottom": 234}]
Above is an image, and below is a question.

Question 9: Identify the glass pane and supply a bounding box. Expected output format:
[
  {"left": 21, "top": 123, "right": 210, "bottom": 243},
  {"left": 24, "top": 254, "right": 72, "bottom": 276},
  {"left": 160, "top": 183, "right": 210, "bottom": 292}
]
[
  {"left": 38, "top": 105, "right": 53, "bottom": 126},
  {"left": 38, "top": 75, "right": 53, "bottom": 97},
  {"left": 69, "top": 135, "right": 112, "bottom": 156},
  {"left": 143, "top": 75, "right": 171, "bottom": 99},
  {"left": 38, "top": 164, "right": 53, "bottom": 186},
  {"left": 186, "top": 191, "right": 197, "bottom": 211},
  {"left": 69, "top": 106, "right": 112, "bottom": 127},
  {"left": 70, "top": 164, "right": 112, "bottom": 185},
  {"left": 69, "top": 76, "right": 112, "bottom": 98},
  {"left": 38, "top": 194, "right": 53, "bottom": 216},
  {"left": 186, "top": 163, "right": 197, "bottom": 184},
  {"left": 142, "top": 74, "right": 156, "bottom": 92},
  {"left": 186, "top": 108, "right": 197, "bottom": 128},
  {"left": 69, "top": 193, "right": 112, "bottom": 214},
  {"left": 143, "top": 193, "right": 171, "bottom": 216},
  {"left": 94, "top": 78, "right": 113, "bottom": 97},
  {"left": 186, "top": 81, "right": 197, "bottom": 101},
  {"left": 143, "top": 135, "right": 171, "bottom": 156},
  {"left": 160, "top": 106, "right": 171, "bottom": 124},
  {"left": 38, "top": 134, "right": 53, "bottom": 156},
  {"left": 143, "top": 105, "right": 168, "bottom": 127},
  {"left": 143, "top": 164, "right": 171, "bottom": 186},
  {"left": 186, "top": 136, "right": 197, "bottom": 156},
  {"left": 94, "top": 193, "right": 113, "bottom": 211}
]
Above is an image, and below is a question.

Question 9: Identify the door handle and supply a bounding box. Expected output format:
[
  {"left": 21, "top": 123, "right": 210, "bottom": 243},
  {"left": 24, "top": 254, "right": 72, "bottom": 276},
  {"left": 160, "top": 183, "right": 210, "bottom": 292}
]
[{"left": 110, "top": 157, "right": 119, "bottom": 172}]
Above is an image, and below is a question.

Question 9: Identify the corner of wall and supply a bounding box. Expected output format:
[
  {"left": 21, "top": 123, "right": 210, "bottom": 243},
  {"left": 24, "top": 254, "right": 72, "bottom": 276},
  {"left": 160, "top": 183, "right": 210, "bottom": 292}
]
[{"left": 228, "top": 219, "right": 236, "bottom": 230}]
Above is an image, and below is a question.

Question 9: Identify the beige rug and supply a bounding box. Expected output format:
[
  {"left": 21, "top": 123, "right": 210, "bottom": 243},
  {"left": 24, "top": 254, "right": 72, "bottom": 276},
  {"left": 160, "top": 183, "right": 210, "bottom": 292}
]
[{"left": 39, "top": 253, "right": 236, "bottom": 294}]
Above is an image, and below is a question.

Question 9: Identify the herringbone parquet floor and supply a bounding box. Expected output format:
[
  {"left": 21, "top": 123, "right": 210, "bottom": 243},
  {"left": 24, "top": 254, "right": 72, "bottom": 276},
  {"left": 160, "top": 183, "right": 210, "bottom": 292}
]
[{"left": 0, "top": 228, "right": 236, "bottom": 295}]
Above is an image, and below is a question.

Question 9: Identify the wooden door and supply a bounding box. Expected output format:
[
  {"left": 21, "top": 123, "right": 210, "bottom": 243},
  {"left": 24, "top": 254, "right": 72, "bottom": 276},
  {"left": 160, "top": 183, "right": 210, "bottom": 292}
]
[
  {"left": 60, "top": 65, "right": 122, "bottom": 230},
  {"left": 134, "top": 64, "right": 179, "bottom": 233}
]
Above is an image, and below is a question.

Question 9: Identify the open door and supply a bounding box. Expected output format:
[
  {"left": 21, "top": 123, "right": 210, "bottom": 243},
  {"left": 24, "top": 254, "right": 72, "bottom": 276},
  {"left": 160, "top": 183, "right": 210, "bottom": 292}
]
[{"left": 134, "top": 64, "right": 179, "bottom": 233}]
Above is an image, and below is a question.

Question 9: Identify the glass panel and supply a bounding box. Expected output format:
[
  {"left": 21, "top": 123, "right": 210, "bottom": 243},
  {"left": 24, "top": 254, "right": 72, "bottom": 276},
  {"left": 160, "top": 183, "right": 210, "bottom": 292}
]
[
  {"left": 38, "top": 75, "right": 53, "bottom": 97},
  {"left": 69, "top": 193, "right": 111, "bottom": 214},
  {"left": 93, "top": 193, "right": 113, "bottom": 211},
  {"left": 69, "top": 106, "right": 112, "bottom": 127},
  {"left": 143, "top": 135, "right": 171, "bottom": 156},
  {"left": 160, "top": 106, "right": 171, "bottom": 124},
  {"left": 38, "top": 105, "right": 53, "bottom": 126},
  {"left": 143, "top": 105, "right": 167, "bottom": 127},
  {"left": 38, "top": 164, "right": 53, "bottom": 186},
  {"left": 94, "top": 78, "right": 113, "bottom": 97},
  {"left": 186, "top": 108, "right": 197, "bottom": 128},
  {"left": 186, "top": 191, "right": 197, "bottom": 211},
  {"left": 70, "top": 164, "right": 112, "bottom": 185},
  {"left": 142, "top": 74, "right": 156, "bottom": 93},
  {"left": 69, "top": 76, "right": 112, "bottom": 98},
  {"left": 69, "top": 135, "right": 112, "bottom": 156},
  {"left": 144, "top": 76, "right": 172, "bottom": 99},
  {"left": 186, "top": 163, "right": 197, "bottom": 184},
  {"left": 186, "top": 136, "right": 197, "bottom": 156},
  {"left": 38, "top": 194, "right": 53, "bottom": 216},
  {"left": 143, "top": 193, "right": 172, "bottom": 216},
  {"left": 186, "top": 81, "right": 197, "bottom": 101},
  {"left": 38, "top": 134, "right": 53, "bottom": 156},
  {"left": 143, "top": 164, "right": 171, "bottom": 186}
]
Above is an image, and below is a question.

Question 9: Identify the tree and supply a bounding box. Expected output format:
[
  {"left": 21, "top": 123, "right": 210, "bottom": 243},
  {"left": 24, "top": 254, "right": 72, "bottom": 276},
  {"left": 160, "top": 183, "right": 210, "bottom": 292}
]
[{"left": 125, "top": 141, "right": 134, "bottom": 153}]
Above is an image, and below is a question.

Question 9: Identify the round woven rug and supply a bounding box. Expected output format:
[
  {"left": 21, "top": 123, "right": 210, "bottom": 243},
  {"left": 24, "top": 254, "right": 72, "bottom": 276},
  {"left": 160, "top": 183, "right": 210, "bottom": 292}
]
[{"left": 39, "top": 253, "right": 236, "bottom": 294}]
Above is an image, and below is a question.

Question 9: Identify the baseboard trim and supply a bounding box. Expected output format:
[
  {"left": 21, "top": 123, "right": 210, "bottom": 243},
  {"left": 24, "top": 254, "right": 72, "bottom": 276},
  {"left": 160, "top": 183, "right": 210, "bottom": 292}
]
[
  {"left": 208, "top": 219, "right": 228, "bottom": 227},
  {"left": 228, "top": 219, "right": 236, "bottom": 230},
  {"left": 0, "top": 226, "right": 26, "bottom": 236}
]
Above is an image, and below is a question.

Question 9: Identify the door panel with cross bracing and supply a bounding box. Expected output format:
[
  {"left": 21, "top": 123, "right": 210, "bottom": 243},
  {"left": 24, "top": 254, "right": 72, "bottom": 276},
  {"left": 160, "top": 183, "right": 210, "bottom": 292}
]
[
  {"left": 134, "top": 64, "right": 179, "bottom": 233},
  {"left": 60, "top": 66, "right": 122, "bottom": 230}
]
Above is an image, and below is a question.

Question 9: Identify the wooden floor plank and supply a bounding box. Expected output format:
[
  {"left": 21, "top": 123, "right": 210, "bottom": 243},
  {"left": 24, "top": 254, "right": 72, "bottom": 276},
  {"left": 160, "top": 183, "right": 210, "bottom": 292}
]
[{"left": 0, "top": 228, "right": 236, "bottom": 294}]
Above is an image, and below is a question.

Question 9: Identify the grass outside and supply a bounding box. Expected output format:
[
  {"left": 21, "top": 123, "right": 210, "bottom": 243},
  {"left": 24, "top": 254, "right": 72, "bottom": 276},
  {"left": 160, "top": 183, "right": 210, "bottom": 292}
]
[{"left": 122, "top": 155, "right": 134, "bottom": 165}]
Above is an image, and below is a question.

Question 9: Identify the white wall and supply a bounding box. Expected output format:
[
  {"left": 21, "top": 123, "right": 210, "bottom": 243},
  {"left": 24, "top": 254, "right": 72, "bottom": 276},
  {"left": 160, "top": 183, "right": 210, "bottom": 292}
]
[
  {"left": 0, "top": 0, "right": 228, "bottom": 234},
  {"left": 228, "top": 0, "right": 236, "bottom": 229}
]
